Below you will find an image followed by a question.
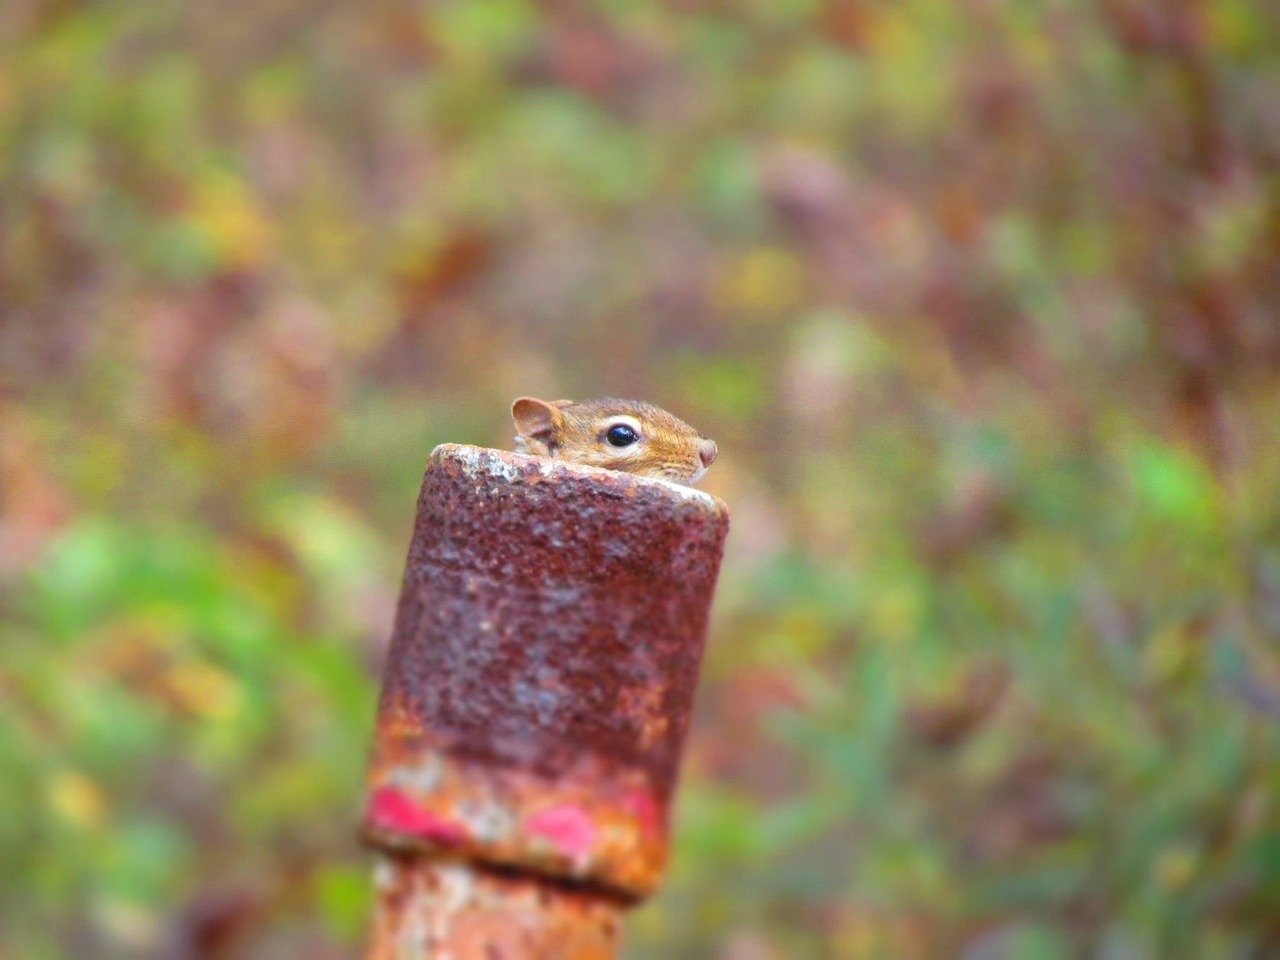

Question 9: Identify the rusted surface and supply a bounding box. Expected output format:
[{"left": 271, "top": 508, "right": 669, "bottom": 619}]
[
  {"left": 367, "top": 855, "right": 624, "bottom": 960},
  {"left": 362, "top": 443, "right": 728, "bottom": 954}
]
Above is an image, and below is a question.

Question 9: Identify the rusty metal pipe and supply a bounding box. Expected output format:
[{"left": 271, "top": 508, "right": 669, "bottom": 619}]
[
  {"left": 362, "top": 444, "right": 729, "bottom": 958},
  {"left": 367, "top": 857, "right": 625, "bottom": 960}
]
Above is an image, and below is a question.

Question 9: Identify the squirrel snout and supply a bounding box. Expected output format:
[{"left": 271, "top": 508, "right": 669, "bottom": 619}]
[{"left": 698, "top": 439, "right": 718, "bottom": 469}]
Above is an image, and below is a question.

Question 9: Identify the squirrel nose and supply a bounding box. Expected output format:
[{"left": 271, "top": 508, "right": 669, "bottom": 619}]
[{"left": 698, "top": 439, "right": 717, "bottom": 468}]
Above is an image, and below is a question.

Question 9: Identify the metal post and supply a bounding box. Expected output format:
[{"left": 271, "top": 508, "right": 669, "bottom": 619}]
[{"left": 362, "top": 444, "right": 729, "bottom": 958}]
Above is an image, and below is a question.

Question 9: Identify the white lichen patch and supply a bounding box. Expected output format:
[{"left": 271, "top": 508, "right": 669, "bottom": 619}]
[
  {"left": 387, "top": 756, "right": 444, "bottom": 794},
  {"left": 456, "top": 796, "right": 517, "bottom": 843}
]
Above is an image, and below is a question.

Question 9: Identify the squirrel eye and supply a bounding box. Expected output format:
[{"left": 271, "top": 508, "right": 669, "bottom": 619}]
[{"left": 605, "top": 424, "right": 639, "bottom": 447}]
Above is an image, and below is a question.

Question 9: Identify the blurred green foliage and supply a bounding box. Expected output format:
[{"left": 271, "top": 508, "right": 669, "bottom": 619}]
[{"left": 3, "top": 0, "right": 1280, "bottom": 957}]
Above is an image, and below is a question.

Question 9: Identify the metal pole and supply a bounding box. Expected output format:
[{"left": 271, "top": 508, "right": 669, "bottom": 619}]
[{"left": 362, "top": 444, "right": 729, "bottom": 958}]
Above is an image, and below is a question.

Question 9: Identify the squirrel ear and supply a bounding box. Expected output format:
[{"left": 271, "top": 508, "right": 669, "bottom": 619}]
[{"left": 512, "top": 397, "right": 567, "bottom": 440}]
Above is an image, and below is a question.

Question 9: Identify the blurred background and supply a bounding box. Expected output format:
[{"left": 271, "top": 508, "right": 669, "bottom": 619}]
[{"left": 3, "top": 0, "right": 1280, "bottom": 957}]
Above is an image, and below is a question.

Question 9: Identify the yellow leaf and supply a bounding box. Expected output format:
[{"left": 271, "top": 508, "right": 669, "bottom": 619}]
[
  {"left": 167, "top": 661, "right": 244, "bottom": 720},
  {"left": 187, "top": 171, "right": 273, "bottom": 269},
  {"left": 48, "top": 770, "right": 107, "bottom": 829},
  {"left": 715, "top": 247, "right": 806, "bottom": 314},
  {"left": 1154, "top": 845, "right": 1197, "bottom": 891}
]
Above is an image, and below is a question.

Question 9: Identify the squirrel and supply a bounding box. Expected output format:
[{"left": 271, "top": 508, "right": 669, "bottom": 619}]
[{"left": 511, "top": 397, "right": 717, "bottom": 486}]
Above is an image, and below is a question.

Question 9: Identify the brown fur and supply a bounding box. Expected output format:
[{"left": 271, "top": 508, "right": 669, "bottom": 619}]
[{"left": 512, "top": 397, "right": 717, "bottom": 486}]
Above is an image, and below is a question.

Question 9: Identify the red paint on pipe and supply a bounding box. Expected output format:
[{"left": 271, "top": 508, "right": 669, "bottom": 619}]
[
  {"left": 367, "top": 786, "right": 469, "bottom": 846},
  {"left": 527, "top": 805, "right": 599, "bottom": 863},
  {"left": 622, "top": 789, "right": 662, "bottom": 840}
]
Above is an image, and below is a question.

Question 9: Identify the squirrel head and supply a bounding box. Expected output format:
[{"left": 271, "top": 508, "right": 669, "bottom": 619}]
[{"left": 512, "top": 396, "right": 717, "bottom": 486}]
